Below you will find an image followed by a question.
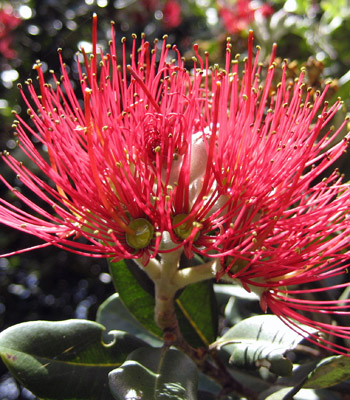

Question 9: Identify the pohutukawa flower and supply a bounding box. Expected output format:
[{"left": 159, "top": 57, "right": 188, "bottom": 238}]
[
  {"left": 0, "top": 14, "right": 230, "bottom": 262},
  {"left": 1, "top": 15, "right": 350, "bottom": 355},
  {"left": 213, "top": 34, "right": 350, "bottom": 355},
  {"left": 0, "top": 4, "right": 22, "bottom": 59},
  {"left": 218, "top": 0, "right": 274, "bottom": 34}
]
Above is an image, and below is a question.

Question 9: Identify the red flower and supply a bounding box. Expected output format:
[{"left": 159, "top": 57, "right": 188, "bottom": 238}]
[
  {"left": 162, "top": 0, "right": 182, "bottom": 29},
  {"left": 0, "top": 15, "right": 223, "bottom": 262},
  {"left": 0, "top": 5, "right": 22, "bottom": 59},
  {"left": 213, "top": 33, "right": 350, "bottom": 355},
  {"left": 2, "top": 16, "right": 350, "bottom": 355},
  {"left": 137, "top": 0, "right": 181, "bottom": 28},
  {"left": 218, "top": 0, "right": 273, "bottom": 34}
]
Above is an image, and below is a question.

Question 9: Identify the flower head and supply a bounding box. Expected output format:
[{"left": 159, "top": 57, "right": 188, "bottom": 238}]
[
  {"left": 0, "top": 5, "right": 22, "bottom": 59},
  {"left": 2, "top": 15, "right": 350, "bottom": 355},
  {"left": 212, "top": 35, "right": 350, "bottom": 354},
  {"left": 162, "top": 0, "right": 182, "bottom": 29},
  {"left": 218, "top": 0, "right": 274, "bottom": 34},
  {"left": 0, "top": 15, "right": 226, "bottom": 262},
  {"left": 127, "top": 0, "right": 181, "bottom": 29}
]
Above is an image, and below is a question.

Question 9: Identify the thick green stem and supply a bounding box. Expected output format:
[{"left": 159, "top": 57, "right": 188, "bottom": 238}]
[
  {"left": 134, "top": 257, "right": 161, "bottom": 281},
  {"left": 139, "top": 251, "right": 257, "bottom": 399},
  {"left": 173, "top": 259, "right": 218, "bottom": 289},
  {"left": 153, "top": 248, "right": 182, "bottom": 333}
]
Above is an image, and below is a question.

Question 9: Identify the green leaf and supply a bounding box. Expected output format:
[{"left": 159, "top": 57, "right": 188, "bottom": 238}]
[
  {"left": 197, "top": 372, "right": 221, "bottom": 395},
  {"left": 109, "top": 259, "right": 218, "bottom": 348},
  {"left": 303, "top": 355, "right": 350, "bottom": 389},
  {"left": 214, "top": 283, "right": 259, "bottom": 309},
  {"left": 261, "top": 386, "right": 347, "bottom": 400},
  {"left": 96, "top": 293, "right": 163, "bottom": 347},
  {"left": 219, "top": 315, "right": 317, "bottom": 377},
  {"left": 109, "top": 260, "right": 163, "bottom": 338},
  {"left": 108, "top": 347, "right": 198, "bottom": 400},
  {"left": 197, "top": 392, "right": 217, "bottom": 400},
  {"left": 260, "top": 387, "right": 313, "bottom": 400},
  {"left": 0, "top": 319, "right": 147, "bottom": 400},
  {"left": 175, "top": 280, "right": 218, "bottom": 348},
  {"left": 216, "top": 284, "right": 260, "bottom": 326}
]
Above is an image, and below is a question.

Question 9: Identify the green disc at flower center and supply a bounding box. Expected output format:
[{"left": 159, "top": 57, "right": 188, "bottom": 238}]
[
  {"left": 173, "top": 213, "right": 199, "bottom": 240},
  {"left": 126, "top": 218, "right": 154, "bottom": 249}
]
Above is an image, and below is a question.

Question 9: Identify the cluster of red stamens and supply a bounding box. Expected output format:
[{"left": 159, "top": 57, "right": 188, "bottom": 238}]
[{"left": 1, "top": 14, "right": 350, "bottom": 354}]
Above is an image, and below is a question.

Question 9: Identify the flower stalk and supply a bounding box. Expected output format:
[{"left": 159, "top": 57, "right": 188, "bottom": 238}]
[
  {"left": 141, "top": 249, "right": 257, "bottom": 399},
  {"left": 139, "top": 248, "right": 216, "bottom": 331}
]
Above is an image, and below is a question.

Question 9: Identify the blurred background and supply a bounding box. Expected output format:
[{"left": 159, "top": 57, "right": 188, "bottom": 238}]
[{"left": 1, "top": 0, "right": 350, "bottom": 398}]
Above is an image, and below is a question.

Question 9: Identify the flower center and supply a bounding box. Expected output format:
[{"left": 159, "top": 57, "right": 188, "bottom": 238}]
[
  {"left": 172, "top": 213, "right": 200, "bottom": 240},
  {"left": 225, "top": 256, "right": 248, "bottom": 276},
  {"left": 126, "top": 218, "right": 154, "bottom": 249},
  {"left": 144, "top": 124, "right": 162, "bottom": 159}
]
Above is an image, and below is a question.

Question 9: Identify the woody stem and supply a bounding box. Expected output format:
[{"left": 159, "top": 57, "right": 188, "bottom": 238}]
[{"left": 147, "top": 252, "right": 257, "bottom": 399}]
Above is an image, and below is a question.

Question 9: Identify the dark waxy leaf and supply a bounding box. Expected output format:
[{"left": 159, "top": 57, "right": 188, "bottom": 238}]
[
  {"left": 259, "top": 384, "right": 345, "bottom": 400},
  {"left": 197, "top": 391, "right": 217, "bottom": 400},
  {"left": 219, "top": 315, "right": 317, "bottom": 377},
  {"left": 109, "top": 260, "right": 163, "bottom": 338},
  {"left": 259, "top": 387, "right": 321, "bottom": 400},
  {"left": 109, "top": 347, "right": 198, "bottom": 400},
  {"left": 96, "top": 293, "right": 163, "bottom": 346},
  {"left": 175, "top": 279, "right": 218, "bottom": 347},
  {"left": 215, "top": 284, "right": 260, "bottom": 326},
  {"left": 303, "top": 355, "right": 350, "bottom": 389},
  {"left": 109, "top": 259, "right": 218, "bottom": 348},
  {"left": 0, "top": 319, "right": 148, "bottom": 400}
]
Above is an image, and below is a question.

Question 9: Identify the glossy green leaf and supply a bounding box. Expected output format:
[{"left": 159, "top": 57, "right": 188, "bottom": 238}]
[
  {"left": 221, "top": 285, "right": 260, "bottom": 326},
  {"left": 260, "top": 387, "right": 308, "bottom": 400},
  {"left": 219, "top": 315, "right": 317, "bottom": 377},
  {"left": 108, "top": 347, "right": 198, "bottom": 400},
  {"left": 96, "top": 293, "right": 163, "bottom": 347},
  {"left": 109, "top": 259, "right": 163, "bottom": 338},
  {"left": 262, "top": 386, "right": 346, "bottom": 400},
  {"left": 0, "top": 319, "right": 147, "bottom": 400},
  {"left": 260, "top": 387, "right": 294, "bottom": 400},
  {"left": 303, "top": 355, "right": 350, "bottom": 389},
  {"left": 197, "top": 392, "right": 217, "bottom": 400},
  {"left": 109, "top": 259, "right": 218, "bottom": 348},
  {"left": 175, "top": 279, "right": 218, "bottom": 347}
]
